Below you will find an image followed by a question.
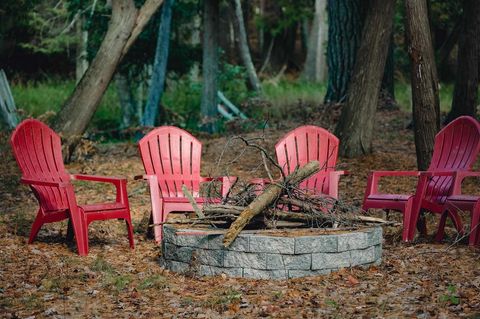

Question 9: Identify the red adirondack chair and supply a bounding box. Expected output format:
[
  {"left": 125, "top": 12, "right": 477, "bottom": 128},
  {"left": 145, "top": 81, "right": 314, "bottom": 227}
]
[
  {"left": 137, "top": 126, "right": 236, "bottom": 242},
  {"left": 435, "top": 171, "right": 480, "bottom": 246},
  {"left": 274, "top": 125, "right": 346, "bottom": 198},
  {"left": 10, "top": 119, "right": 134, "bottom": 256},
  {"left": 362, "top": 116, "right": 480, "bottom": 242}
]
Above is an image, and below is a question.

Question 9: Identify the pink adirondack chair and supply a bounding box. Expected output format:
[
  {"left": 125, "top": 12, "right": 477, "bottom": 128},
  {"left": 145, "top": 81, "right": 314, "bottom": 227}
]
[
  {"left": 363, "top": 116, "right": 480, "bottom": 242},
  {"left": 10, "top": 119, "right": 134, "bottom": 256},
  {"left": 435, "top": 171, "right": 480, "bottom": 246},
  {"left": 274, "top": 125, "right": 347, "bottom": 198},
  {"left": 137, "top": 126, "right": 236, "bottom": 242}
]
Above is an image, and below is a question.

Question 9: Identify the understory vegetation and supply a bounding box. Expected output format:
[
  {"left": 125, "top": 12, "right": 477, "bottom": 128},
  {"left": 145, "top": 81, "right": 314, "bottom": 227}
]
[{"left": 11, "top": 78, "right": 457, "bottom": 135}]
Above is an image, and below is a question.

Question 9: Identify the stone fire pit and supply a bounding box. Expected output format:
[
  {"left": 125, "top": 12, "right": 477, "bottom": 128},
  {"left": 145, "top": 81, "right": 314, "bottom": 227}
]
[{"left": 160, "top": 225, "right": 382, "bottom": 279}]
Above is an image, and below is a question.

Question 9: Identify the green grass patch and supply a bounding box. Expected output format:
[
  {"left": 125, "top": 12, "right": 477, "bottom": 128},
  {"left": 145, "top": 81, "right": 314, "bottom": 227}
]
[
  {"left": 395, "top": 82, "right": 454, "bottom": 113},
  {"left": 11, "top": 79, "right": 121, "bottom": 130},
  {"left": 262, "top": 79, "right": 326, "bottom": 115},
  {"left": 138, "top": 274, "right": 168, "bottom": 290}
]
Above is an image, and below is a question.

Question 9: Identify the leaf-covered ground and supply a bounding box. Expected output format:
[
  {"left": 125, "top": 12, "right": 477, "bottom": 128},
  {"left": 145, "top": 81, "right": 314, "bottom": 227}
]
[{"left": 1, "top": 110, "right": 479, "bottom": 318}]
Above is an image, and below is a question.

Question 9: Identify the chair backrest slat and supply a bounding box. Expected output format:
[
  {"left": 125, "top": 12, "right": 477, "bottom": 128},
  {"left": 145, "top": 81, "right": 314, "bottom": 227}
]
[
  {"left": 10, "top": 119, "right": 69, "bottom": 211},
  {"left": 139, "top": 126, "right": 203, "bottom": 198},
  {"left": 275, "top": 125, "right": 339, "bottom": 195},
  {"left": 426, "top": 116, "right": 480, "bottom": 203}
]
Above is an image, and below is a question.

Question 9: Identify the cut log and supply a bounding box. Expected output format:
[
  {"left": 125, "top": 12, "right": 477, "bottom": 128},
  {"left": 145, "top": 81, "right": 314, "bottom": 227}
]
[{"left": 223, "top": 161, "right": 320, "bottom": 247}]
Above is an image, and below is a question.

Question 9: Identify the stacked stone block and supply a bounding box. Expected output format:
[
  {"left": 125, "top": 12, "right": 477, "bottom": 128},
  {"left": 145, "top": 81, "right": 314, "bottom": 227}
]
[{"left": 161, "top": 225, "right": 382, "bottom": 280}]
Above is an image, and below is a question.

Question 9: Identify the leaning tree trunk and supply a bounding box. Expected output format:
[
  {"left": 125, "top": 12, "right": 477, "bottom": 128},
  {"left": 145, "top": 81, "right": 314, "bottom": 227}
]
[
  {"left": 53, "top": 0, "right": 163, "bottom": 159},
  {"left": 334, "top": 0, "right": 396, "bottom": 157},
  {"left": 230, "top": 0, "right": 262, "bottom": 93},
  {"left": 405, "top": 0, "right": 440, "bottom": 170},
  {"left": 445, "top": 0, "right": 480, "bottom": 123},
  {"left": 324, "top": 0, "right": 365, "bottom": 103},
  {"left": 142, "top": 0, "right": 174, "bottom": 127},
  {"left": 201, "top": 0, "right": 220, "bottom": 133},
  {"left": 303, "top": 0, "right": 328, "bottom": 82}
]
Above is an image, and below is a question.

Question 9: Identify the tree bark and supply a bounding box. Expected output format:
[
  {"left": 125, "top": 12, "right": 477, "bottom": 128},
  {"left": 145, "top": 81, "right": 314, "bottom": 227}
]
[
  {"left": 142, "top": 0, "right": 174, "bottom": 127},
  {"left": 303, "top": 0, "right": 328, "bottom": 82},
  {"left": 230, "top": 0, "right": 262, "bottom": 93},
  {"left": 380, "top": 32, "right": 396, "bottom": 108},
  {"left": 335, "top": 0, "right": 396, "bottom": 157},
  {"left": 75, "top": 15, "right": 89, "bottom": 84},
  {"left": 405, "top": 0, "right": 440, "bottom": 170},
  {"left": 223, "top": 161, "right": 320, "bottom": 247},
  {"left": 201, "top": 0, "right": 220, "bottom": 133},
  {"left": 445, "top": 0, "right": 480, "bottom": 123},
  {"left": 115, "top": 72, "right": 136, "bottom": 129},
  {"left": 324, "top": 0, "right": 365, "bottom": 103},
  {"left": 53, "top": 0, "right": 163, "bottom": 159}
]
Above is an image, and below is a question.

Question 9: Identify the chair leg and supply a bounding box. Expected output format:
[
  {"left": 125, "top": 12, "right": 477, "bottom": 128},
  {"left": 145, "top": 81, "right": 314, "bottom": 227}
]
[
  {"left": 435, "top": 210, "right": 449, "bottom": 242},
  {"left": 402, "top": 198, "right": 414, "bottom": 242},
  {"left": 28, "top": 208, "right": 45, "bottom": 244},
  {"left": 125, "top": 217, "right": 135, "bottom": 249}
]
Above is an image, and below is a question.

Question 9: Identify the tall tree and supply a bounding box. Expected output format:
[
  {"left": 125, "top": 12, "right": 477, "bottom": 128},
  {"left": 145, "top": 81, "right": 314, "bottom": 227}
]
[
  {"left": 142, "top": 0, "right": 174, "bottom": 127},
  {"left": 53, "top": 0, "right": 163, "bottom": 158},
  {"left": 335, "top": 0, "right": 396, "bottom": 157},
  {"left": 445, "top": 0, "right": 480, "bottom": 123},
  {"left": 324, "top": 0, "right": 365, "bottom": 103},
  {"left": 405, "top": 0, "right": 440, "bottom": 170},
  {"left": 380, "top": 33, "right": 396, "bottom": 108},
  {"left": 303, "top": 0, "right": 328, "bottom": 82},
  {"left": 75, "top": 15, "right": 89, "bottom": 84},
  {"left": 201, "top": 0, "right": 219, "bottom": 132},
  {"left": 230, "top": 0, "right": 262, "bottom": 93}
]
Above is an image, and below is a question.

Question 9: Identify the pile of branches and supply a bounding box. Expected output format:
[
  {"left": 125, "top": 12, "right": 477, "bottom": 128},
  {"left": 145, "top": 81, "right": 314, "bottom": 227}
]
[{"left": 176, "top": 160, "right": 391, "bottom": 247}]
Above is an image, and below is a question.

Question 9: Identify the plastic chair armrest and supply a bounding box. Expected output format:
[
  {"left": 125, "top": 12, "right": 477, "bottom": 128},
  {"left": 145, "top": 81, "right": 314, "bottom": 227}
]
[
  {"left": 70, "top": 174, "right": 127, "bottom": 203},
  {"left": 20, "top": 178, "right": 69, "bottom": 188}
]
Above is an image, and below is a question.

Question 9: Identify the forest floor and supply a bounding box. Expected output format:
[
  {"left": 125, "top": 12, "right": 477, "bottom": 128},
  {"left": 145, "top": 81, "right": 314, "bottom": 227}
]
[{"left": 1, "top": 109, "right": 479, "bottom": 318}]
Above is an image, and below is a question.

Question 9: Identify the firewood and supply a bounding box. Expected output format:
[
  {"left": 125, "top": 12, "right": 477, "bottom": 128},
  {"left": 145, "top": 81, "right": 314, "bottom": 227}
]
[{"left": 223, "top": 161, "right": 320, "bottom": 247}]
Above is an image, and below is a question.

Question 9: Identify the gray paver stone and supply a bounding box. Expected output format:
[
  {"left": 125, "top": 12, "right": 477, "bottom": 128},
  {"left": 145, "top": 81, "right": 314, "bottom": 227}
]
[
  {"left": 198, "top": 265, "right": 243, "bottom": 277},
  {"left": 312, "top": 251, "right": 350, "bottom": 269},
  {"left": 249, "top": 236, "right": 295, "bottom": 254},
  {"left": 350, "top": 246, "right": 376, "bottom": 266},
  {"left": 164, "top": 243, "right": 194, "bottom": 263},
  {"left": 207, "top": 234, "right": 249, "bottom": 251},
  {"left": 196, "top": 249, "right": 224, "bottom": 267},
  {"left": 295, "top": 235, "right": 338, "bottom": 253},
  {"left": 243, "top": 268, "right": 288, "bottom": 280},
  {"left": 224, "top": 251, "right": 266, "bottom": 269},
  {"left": 266, "top": 253, "right": 311, "bottom": 270},
  {"left": 337, "top": 231, "right": 369, "bottom": 251}
]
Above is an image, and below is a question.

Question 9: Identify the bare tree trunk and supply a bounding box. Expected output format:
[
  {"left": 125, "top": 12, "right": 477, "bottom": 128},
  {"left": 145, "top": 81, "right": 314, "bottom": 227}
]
[
  {"left": 335, "top": 0, "right": 396, "bottom": 157},
  {"left": 303, "top": 0, "right": 328, "bottom": 82},
  {"left": 53, "top": 0, "right": 163, "bottom": 159},
  {"left": 231, "top": 0, "right": 262, "bottom": 92},
  {"left": 324, "top": 0, "right": 365, "bottom": 103},
  {"left": 445, "top": 0, "right": 480, "bottom": 123},
  {"left": 405, "top": 0, "right": 440, "bottom": 170},
  {"left": 115, "top": 72, "right": 136, "bottom": 129},
  {"left": 201, "top": 0, "right": 219, "bottom": 133},
  {"left": 75, "top": 15, "right": 89, "bottom": 84},
  {"left": 142, "top": 0, "right": 174, "bottom": 127}
]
